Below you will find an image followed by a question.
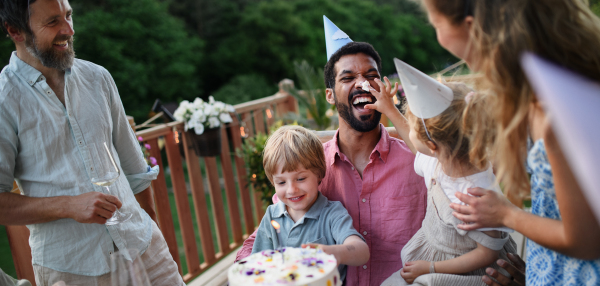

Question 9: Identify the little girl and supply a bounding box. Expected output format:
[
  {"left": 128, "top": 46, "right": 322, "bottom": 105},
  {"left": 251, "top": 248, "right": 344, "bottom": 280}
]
[{"left": 367, "top": 59, "right": 516, "bottom": 286}]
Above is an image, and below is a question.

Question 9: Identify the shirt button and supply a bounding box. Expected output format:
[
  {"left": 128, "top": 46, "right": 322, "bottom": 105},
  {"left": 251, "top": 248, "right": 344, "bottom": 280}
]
[
  {"left": 47, "top": 91, "right": 51, "bottom": 94},
  {"left": 351, "top": 166, "right": 355, "bottom": 170},
  {"left": 109, "top": 251, "right": 113, "bottom": 255},
  {"left": 79, "top": 141, "right": 82, "bottom": 145},
  {"left": 363, "top": 231, "right": 367, "bottom": 235},
  {"left": 363, "top": 265, "right": 367, "bottom": 269},
  {"left": 362, "top": 198, "right": 366, "bottom": 203}
]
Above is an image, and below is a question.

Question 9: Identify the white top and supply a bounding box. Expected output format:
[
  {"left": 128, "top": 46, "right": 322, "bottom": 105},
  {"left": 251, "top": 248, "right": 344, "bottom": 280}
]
[{"left": 414, "top": 152, "right": 513, "bottom": 233}]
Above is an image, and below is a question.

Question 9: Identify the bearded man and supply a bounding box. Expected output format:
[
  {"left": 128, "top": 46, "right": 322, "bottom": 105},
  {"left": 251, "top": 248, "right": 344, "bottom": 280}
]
[
  {"left": 0, "top": 1, "right": 183, "bottom": 285},
  {"left": 236, "top": 18, "right": 427, "bottom": 285}
]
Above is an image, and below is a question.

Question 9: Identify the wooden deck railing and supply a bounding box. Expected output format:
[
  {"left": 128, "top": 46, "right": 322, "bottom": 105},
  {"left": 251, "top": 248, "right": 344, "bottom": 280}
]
[
  {"left": 135, "top": 83, "right": 298, "bottom": 283},
  {"left": 5, "top": 81, "right": 299, "bottom": 285}
]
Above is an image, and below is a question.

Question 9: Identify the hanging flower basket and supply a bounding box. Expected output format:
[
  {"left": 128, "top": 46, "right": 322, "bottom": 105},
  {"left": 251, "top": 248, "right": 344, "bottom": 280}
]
[
  {"left": 173, "top": 96, "right": 235, "bottom": 157},
  {"left": 185, "top": 127, "right": 221, "bottom": 157}
]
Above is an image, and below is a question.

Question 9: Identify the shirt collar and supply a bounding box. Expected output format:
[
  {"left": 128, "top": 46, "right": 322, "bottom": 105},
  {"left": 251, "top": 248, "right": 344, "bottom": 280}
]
[
  {"left": 272, "top": 192, "right": 328, "bottom": 220},
  {"left": 327, "top": 123, "right": 391, "bottom": 165},
  {"left": 8, "top": 51, "right": 72, "bottom": 86},
  {"left": 9, "top": 52, "right": 42, "bottom": 86}
]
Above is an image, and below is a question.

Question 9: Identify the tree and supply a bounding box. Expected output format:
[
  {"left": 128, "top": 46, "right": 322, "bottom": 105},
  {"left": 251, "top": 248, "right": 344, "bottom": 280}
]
[
  {"left": 0, "top": 0, "right": 203, "bottom": 122},
  {"left": 191, "top": 0, "right": 454, "bottom": 98}
]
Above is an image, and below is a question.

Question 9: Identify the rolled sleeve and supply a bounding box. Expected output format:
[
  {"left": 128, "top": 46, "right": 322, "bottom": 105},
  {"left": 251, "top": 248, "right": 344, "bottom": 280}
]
[
  {"left": 0, "top": 103, "right": 17, "bottom": 193},
  {"left": 329, "top": 202, "right": 364, "bottom": 244},
  {"left": 127, "top": 165, "right": 159, "bottom": 194}
]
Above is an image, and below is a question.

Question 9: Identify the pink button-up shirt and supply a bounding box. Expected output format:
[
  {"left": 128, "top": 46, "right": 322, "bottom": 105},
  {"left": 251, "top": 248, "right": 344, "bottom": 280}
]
[{"left": 236, "top": 126, "right": 427, "bottom": 285}]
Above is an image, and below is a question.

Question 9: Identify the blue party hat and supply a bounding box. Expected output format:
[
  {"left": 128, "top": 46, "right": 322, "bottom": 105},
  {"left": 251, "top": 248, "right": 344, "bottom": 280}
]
[{"left": 324, "top": 15, "right": 353, "bottom": 61}]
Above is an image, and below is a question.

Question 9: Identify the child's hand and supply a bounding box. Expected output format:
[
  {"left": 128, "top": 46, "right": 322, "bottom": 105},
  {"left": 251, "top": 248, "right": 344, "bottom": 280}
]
[
  {"left": 301, "top": 243, "right": 341, "bottom": 266},
  {"left": 400, "top": 260, "right": 430, "bottom": 284},
  {"left": 364, "top": 77, "right": 399, "bottom": 116}
]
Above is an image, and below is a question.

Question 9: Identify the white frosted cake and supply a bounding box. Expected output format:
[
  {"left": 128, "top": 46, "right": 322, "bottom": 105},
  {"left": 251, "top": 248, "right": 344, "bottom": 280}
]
[{"left": 228, "top": 247, "right": 342, "bottom": 286}]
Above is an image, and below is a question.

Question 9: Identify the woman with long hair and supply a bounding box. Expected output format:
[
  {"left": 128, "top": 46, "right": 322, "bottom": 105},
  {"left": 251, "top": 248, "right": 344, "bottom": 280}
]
[{"left": 416, "top": 0, "right": 600, "bottom": 285}]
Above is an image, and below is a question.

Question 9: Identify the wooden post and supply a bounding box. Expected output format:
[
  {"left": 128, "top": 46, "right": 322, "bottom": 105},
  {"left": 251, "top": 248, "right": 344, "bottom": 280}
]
[
  {"left": 147, "top": 138, "right": 181, "bottom": 274},
  {"left": 230, "top": 117, "right": 255, "bottom": 234},
  {"left": 204, "top": 157, "right": 231, "bottom": 256},
  {"left": 219, "top": 126, "right": 243, "bottom": 245},
  {"left": 166, "top": 131, "right": 201, "bottom": 275},
  {"left": 183, "top": 133, "right": 217, "bottom": 266},
  {"left": 242, "top": 113, "right": 254, "bottom": 138},
  {"left": 253, "top": 110, "right": 266, "bottom": 135}
]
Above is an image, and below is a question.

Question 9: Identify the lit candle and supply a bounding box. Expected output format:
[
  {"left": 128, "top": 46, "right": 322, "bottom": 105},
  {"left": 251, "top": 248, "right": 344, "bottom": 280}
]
[{"left": 270, "top": 220, "right": 284, "bottom": 248}]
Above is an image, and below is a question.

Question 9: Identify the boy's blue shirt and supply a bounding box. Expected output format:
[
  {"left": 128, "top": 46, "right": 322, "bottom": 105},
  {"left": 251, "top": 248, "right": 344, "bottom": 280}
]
[{"left": 252, "top": 192, "right": 364, "bottom": 282}]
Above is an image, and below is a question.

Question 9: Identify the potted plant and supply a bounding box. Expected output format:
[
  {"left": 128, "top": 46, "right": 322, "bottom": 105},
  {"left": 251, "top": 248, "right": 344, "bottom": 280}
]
[{"left": 173, "top": 96, "right": 235, "bottom": 157}]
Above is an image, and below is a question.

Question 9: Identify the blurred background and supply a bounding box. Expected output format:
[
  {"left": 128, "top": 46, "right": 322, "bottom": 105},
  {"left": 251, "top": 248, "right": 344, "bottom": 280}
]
[
  {"left": 2, "top": 0, "right": 600, "bottom": 281},
  {"left": 0, "top": 0, "right": 457, "bottom": 123}
]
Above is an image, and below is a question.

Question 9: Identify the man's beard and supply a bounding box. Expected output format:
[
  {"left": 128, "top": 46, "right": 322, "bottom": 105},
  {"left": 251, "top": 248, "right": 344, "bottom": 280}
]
[
  {"left": 334, "top": 90, "right": 381, "bottom": 133},
  {"left": 25, "top": 34, "right": 75, "bottom": 70}
]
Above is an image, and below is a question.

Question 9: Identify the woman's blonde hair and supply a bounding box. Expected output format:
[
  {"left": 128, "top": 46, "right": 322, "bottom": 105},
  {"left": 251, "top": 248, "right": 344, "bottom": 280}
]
[
  {"left": 404, "top": 82, "right": 492, "bottom": 171},
  {"left": 263, "top": 125, "right": 326, "bottom": 185},
  {"left": 424, "top": 0, "right": 600, "bottom": 204}
]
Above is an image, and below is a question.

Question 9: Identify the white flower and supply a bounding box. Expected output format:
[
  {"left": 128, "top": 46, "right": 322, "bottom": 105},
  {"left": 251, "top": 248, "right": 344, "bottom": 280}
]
[
  {"left": 213, "top": 102, "right": 226, "bottom": 112},
  {"left": 194, "top": 123, "right": 205, "bottom": 135},
  {"left": 226, "top": 104, "right": 235, "bottom": 113},
  {"left": 219, "top": 113, "right": 232, "bottom": 123},
  {"left": 208, "top": 96, "right": 215, "bottom": 104},
  {"left": 193, "top": 98, "right": 204, "bottom": 109},
  {"left": 208, "top": 116, "right": 220, "bottom": 128},
  {"left": 191, "top": 109, "right": 206, "bottom": 123}
]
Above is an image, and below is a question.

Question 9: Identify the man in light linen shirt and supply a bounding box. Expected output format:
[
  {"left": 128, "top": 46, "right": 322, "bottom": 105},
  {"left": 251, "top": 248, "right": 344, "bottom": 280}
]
[{"left": 0, "top": 1, "right": 183, "bottom": 285}]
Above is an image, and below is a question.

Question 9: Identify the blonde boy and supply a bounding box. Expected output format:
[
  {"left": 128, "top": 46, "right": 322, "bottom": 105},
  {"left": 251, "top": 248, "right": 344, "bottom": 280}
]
[{"left": 251, "top": 125, "right": 369, "bottom": 282}]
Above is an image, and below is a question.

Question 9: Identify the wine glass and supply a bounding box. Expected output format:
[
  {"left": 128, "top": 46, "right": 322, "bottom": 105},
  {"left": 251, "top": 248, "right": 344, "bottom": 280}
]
[
  {"left": 90, "top": 142, "right": 132, "bottom": 225},
  {"left": 110, "top": 248, "right": 151, "bottom": 286}
]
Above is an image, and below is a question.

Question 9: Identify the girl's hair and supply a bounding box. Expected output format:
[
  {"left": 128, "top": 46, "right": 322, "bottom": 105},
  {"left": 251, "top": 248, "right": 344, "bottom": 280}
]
[
  {"left": 263, "top": 125, "right": 326, "bottom": 185},
  {"left": 404, "top": 82, "right": 492, "bottom": 171},
  {"left": 423, "top": 0, "right": 600, "bottom": 204}
]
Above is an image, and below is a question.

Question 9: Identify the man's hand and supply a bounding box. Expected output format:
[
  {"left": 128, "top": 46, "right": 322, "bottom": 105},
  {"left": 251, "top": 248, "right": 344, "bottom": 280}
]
[
  {"left": 482, "top": 253, "right": 526, "bottom": 286},
  {"left": 67, "top": 192, "right": 122, "bottom": 224},
  {"left": 400, "top": 260, "right": 430, "bottom": 284}
]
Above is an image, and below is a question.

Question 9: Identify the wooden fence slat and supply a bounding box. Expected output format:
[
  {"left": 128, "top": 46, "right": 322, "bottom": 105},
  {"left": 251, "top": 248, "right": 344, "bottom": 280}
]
[
  {"left": 254, "top": 110, "right": 266, "bottom": 135},
  {"left": 285, "top": 94, "right": 299, "bottom": 115},
  {"left": 266, "top": 105, "right": 275, "bottom": 127},
  {"left": 203, "top": 156, "right": 231, "bottom": 256},
  {"left": 165, "top": 131, "right": 201, "bottom": 275},
  {"left": 147, "top": 138, "right": 181, "bottom": 275},
  {"left": 219, "top": 125, "right": 243, "bottom": 245},
  {"left": 242, "top": 112, "right": 254, "bottom": 138},
  {"left": 230, "top": 117, "right": 255, "bottom": 234},
  {"left": 182, "top": 134, "right": 217, "bottom": 266}
]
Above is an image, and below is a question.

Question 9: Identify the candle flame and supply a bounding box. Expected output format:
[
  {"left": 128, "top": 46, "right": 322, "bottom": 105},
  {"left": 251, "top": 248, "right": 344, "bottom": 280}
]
[
  {"left": 252, "top": 174, "right": 257, "bottom": 179},
  {"left": 174, "top": 131, "right": 180, "bottom": 144},
  {"left": 266, "top": 109, "right": 272, "bottom": 119},
  {"left": 271, "top": 220, "right": 280, "bottom": 230},
  {"left": 240, "top": 126, "right": 246, "bottom": 137}
]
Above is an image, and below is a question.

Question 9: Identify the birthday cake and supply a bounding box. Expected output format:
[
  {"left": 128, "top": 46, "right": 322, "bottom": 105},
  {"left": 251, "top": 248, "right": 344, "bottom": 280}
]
[{"left": 228, "top": 247, "right": 342, "bottom": 286}]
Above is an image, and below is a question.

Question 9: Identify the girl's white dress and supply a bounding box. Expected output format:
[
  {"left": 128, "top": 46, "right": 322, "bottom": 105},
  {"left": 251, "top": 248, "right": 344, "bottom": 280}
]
[{"left": 381, "top": 153, "right": 517, "bottom": 286}]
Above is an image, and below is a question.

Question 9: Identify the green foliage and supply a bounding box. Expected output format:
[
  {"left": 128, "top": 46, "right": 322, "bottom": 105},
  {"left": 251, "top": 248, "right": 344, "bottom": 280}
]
[
  {"left": 284, "top": 61, "right": 332, "bottom": 130},
  {"left": 0, "top": 0, "right": 203, "bottom": 122},
  {"left": 177, "top": 0, "right": 453, "bottom": 95},
  {"left": 238, "top": 131, "right": 271, "bottom": 207},
  {"left": 592, "top": 0, "right": 600, "bottom": 16},
  {"left": 212, "top": 74, "right": 279, "bottom": 105},
  {"left": 237, "top": 120, "right": 297, "bottom": 207},
  {"left": 73, "top": 0, "right": 203, "bottom": 121}
]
